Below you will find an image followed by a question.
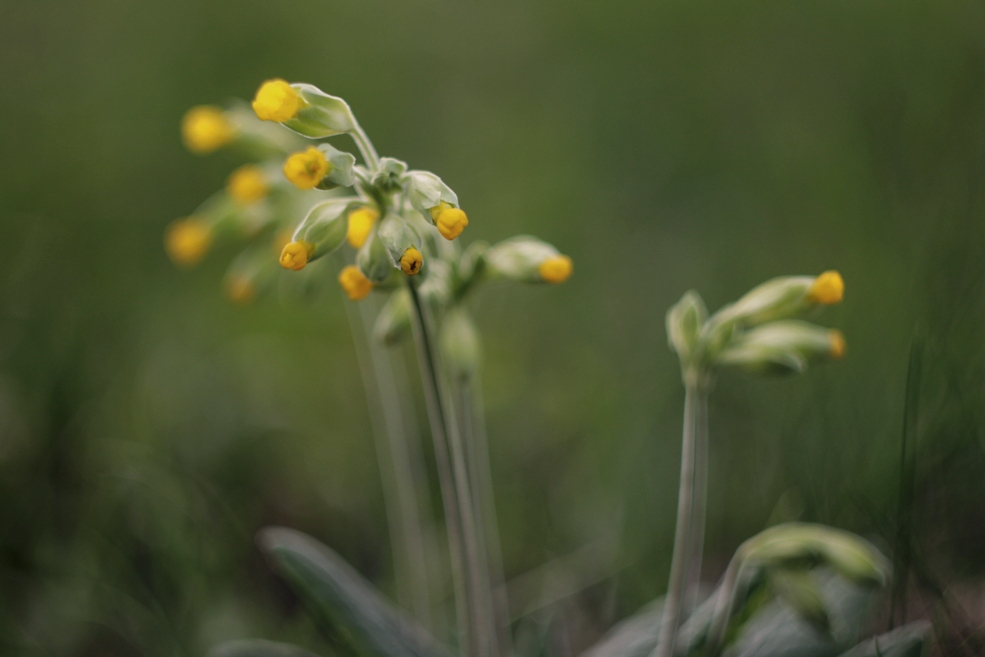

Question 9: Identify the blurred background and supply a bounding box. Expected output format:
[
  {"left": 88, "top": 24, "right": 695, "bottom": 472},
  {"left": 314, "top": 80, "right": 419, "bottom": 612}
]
[{"left": 2, "top": 0, "right": 985, "bottom": 654}]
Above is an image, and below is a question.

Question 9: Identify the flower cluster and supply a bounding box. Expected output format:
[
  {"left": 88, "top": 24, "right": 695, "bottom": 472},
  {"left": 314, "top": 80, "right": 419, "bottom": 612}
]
[
  {"left": 170, "top": 79, "right": 574, "bottom": 330},
  {"left": 666, "top": 271, "right": 846, "bottom": 381}
]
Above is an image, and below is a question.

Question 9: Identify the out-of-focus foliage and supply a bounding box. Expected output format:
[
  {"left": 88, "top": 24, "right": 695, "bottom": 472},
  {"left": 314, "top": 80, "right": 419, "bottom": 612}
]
[{"left": 2, "top": 0, "right": 985, "bottom": 655}]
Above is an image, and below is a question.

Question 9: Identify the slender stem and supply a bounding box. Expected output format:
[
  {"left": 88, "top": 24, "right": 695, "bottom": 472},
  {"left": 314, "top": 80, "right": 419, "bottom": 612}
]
[
  {"left": 683, "top": 392, "right": 709, "bottom": 616},
  {"left": 707, "top": 556, "right": 744, "bottom": 657},
  {"left": 652, "top": 381, "right": 699, "bottom": 657},
  {"left": 461, "top": 378, "right": 511, "bottom": 656},
  {"left": 407, "top": 281, "right": 472, "bottom": 652},
  {"left": 350, "top": 118, "right": 381, "bottom": 172},
  {"left": 346, "top": 296, "right": 433, "bottom": 628}
]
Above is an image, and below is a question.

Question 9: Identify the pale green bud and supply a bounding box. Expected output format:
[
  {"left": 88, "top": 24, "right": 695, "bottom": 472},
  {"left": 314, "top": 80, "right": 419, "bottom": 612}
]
[
  {"left": 254, "top": 80, "right": 356, "bottom": 138},
  {"left": 768, "top": 569, "right": 831, "bottom": 635},
  {"left": 666, "top": 290, "right": 707, "bottom": 365},
  {"left": 714, "top": 321, "right": 845, "bottom": 374},
  {"left": 357, "top": 226, "right": 395, "bottom": 284},
  {"left": 376, "top": 214, "right": 423, "bottom": 269},
  {"left": 373, "top": 289, "right": 413, "bottom": 345},
  {"left": 371, "top": 157, "right": 408, "bottom": 193},
  {"left": 484, "top": 236, "right": 568, "bottom": 284},
  {"left": 281, "top": 199, "right": 352, "bottom": 269},
  {"left": 406, "top": 170, "right": 459, "bottom": 220},
  {"left": 315, "top": 143, "right": 356, "bottom": 190},
  {"left": 440, "top": 307, "right": 482, "bottom": 380},
  {"left": 714, "top": 276, "right": 816, "bottom": 328}
]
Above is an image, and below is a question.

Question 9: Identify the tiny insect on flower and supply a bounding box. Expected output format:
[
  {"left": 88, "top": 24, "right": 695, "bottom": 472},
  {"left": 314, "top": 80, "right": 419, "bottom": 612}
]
[
  {"left": 538, "top": 255, "right": 573, "bottom": 284},
  {"left": 279, "top": 240, "right": 315, "bottom": 271},
  {"left": 430, "top": 202, "right": 469, "bottom": 240},
  {"left": 807, "top": 271, "right": 844, "bottom": 305},
  {"left": 339, "top": 265, "right": 374, "bottom": 300},
  {"left": 225, "top": 275, "right": 256, "bottom": 305},
  {"left": 181, "top": 106, "right": 235, "bottom": 154},
  {"left": 227, "top": 165, "right": 269, "bottom": 205},
  {"left": 283, "top": 147, "right": 331, "bottom": 190},
  {"left": 829, "top": 330, "right": 846, "bottom": 359},
  {"left": 165, "top": 217, "right": 212, "bottom": 267},
  {"left": 400, "top": 247, "right": 423, "bottom": 275},
  {"left": 252, "top": 79, "right": 302, "bottom": 122},
  {"left": 347, "top": 207, "right": 379, "bottom": 248}
]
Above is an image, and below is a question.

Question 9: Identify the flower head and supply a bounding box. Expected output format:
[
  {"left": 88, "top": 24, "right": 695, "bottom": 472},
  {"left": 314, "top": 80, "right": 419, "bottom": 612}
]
[
  {"left": 807, "top": 271, "right": 844, "bottom": 305},
  {"left": 252, "top": 79, "right": 302, "bottom": 122},
  {"left": 165, "top": 217, "right": 212, "bottom": 267},
  {"left": 225, "top": 275, "right": 256, "bottom": 305},
  {"left": 400, "top": 247, "right": 423, "bottom": 276},
  {"left": 430, "top": 202, "right": 469, "bottom": 240},
  {"left": 279, "top": 240, "right": 315, "bottom": 271},
  {"left": 181, "top": 106, "right": 234, "bottom": 154},
  {"left": 339, "top": 265, "right": 373, "bottom": 300},
  {"left": 538, "top": 255, "right": 573, "bottom": 284},
  {"left": 829, "top": 330, "right": 846, "bottom": 359},
  {"left": 227, "top": 165, "right": 269, "bottom": 205},
  {"left": 283, "top": 147, "right": 331, "bottom": 190},
  {"left": 347, "top": 207, "right": 379, "bottom": 248}
]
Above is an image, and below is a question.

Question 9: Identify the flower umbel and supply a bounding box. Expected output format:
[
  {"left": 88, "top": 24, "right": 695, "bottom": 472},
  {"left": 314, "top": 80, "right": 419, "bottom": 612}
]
[
  {"left": 401, "top": 247, "right": 423, "bottom": 276},
  {"left": 252, "top": 79, "right": 302, "bottom": 122},
  {"left": 347, "top": 207, "right": 379, "bottom": 248},
  {"left": 807, "top": 271, "right": 844, "bottom": 305},
  {"left": 339, "top": 265, "right": 373, "bottom": 300},
  {"left": 283, "top": 147, "right": 331, "bottom": 190},
  {"left": 279, "top": 240, "right": 315, "bottom": 271},
  {"left": 165, "top": 217, "right": 212, "bottom": 267},
  {"left": 539, "top": 255, "right": 573, "bottom": 284},
  {"left": 227, "top": 165, "right": 269, "bottom": 205},
  {"left": 182, "top": 106, "right": 235, "bottom": 154},
  {"left": 430, "top": 202, "right": 469, "bottom": 240}
]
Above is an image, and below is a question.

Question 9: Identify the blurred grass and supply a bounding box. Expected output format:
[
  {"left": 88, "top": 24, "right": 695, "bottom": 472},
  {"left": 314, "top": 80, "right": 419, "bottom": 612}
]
[{"left": 2, "top": 0, "right": 985, "bottom": 654}]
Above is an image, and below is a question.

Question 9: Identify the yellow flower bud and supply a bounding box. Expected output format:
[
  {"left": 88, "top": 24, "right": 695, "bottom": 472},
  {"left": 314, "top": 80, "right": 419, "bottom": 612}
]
[
  {"left": 252, "top": 79, "right": 302, "bottom": 122},
  {"left": 279, "top": 240, "right": 315, "bottom": 271},
  {"left": 165, "top": 217, "right": 212, "bottom": 268},
  {"left": 339, "top": 264, "right": 374, "bottom": 301},
  {"left": 273, "top": 228, "right": 293, "bottom": 256},
  {"left": 400, "top": 247, "right": 423, "bottom": 276},
  {"left": 226, "top": 165, "right": 269, "bottom": 205},
  {"left": 538, "top": 255, "right": 573, "bottom": 284},
  {"left": 430, "top": 203, "right": 469, "bottom": 240},
  {"left": 347, "top": 207, "right": 379, "bottom": 248},
  {"left": 283, "top": 147, "right": 332, "bottom": 190},
  {"left": 807, "top": 271, "right": 844, "bottom": 305},
  {"left": 225, "top": 275, "right": 256, "bottom": 305},
  {"left": 829, "top": 330, "right": 846, "bottom": 359},
  {"left": 181, "top": 105, "right": 235, "bottom": 154}
]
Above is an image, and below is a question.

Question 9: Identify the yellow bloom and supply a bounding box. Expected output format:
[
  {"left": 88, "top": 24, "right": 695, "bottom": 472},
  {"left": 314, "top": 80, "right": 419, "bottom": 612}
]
[
  {"left": 227, "top": 165, "right": 269, "bottom": 205},
  {"left": 430, "top": 202, "right": 469, "bottom": 240},
  {"left": 346, "top": 207, "right": 379, "bottom": 248},
  {"left": 279, "top": 240, "right": 315, "bottom": 271},
  {"left": 829, "top": 330, "right": 846, "bottom": 359},
  {"left": 338, "top": 265, "right": 374, "bottom": 300},
  {"left": 225, "top": 275, "right": 256, "bottom": 305},
  {"left": 807, "top": 270, "right": 844, "bottom": 305},
  {"left": 165, "top": 217, "right": 212, "bottom": 267},
  {"left": 181, "top": 105, "right": 234, "bottom": 154},
  {"left": 400, "top": 247, "right": 423, "bottom": 275},
  {"left": 283, "top": 147, "right": 331, "bottom": 190},
  {"left": 538, "top": 255, "right": 573, "bottom": 284},
  {"left": 252, "top": 79, "right": 302, "bottom": 122}
]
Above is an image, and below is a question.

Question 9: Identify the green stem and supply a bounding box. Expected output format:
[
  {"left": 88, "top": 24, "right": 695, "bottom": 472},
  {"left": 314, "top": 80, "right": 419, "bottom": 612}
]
[
  {"left": 653, "top": 381, "right": 699, "bottom": 657},
  {"left": 407, "top": 281, "right": 489, "bottom": 657},
  {"left": 350, "top": 119, "right": 380, "bottom": 172},
  {"left": 683, "top": 392, "right": 709, "bottom": 617}
]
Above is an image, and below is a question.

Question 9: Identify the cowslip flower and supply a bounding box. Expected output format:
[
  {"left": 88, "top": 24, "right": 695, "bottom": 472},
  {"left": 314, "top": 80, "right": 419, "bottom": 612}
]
[
  {"left": 252, "top": 79, "right": 303, "bottom": 122},
  {"left": 807, "top": 271, "right": 844, "bottom": 305},
  {"left": 227, "top": 165, "right": 269, "bottom": 205},
  {"left": 279, "top": 240, "right": 315, "bottom": 271},
  {"left": 538, "top": 255, "right": 573, "bottom": 284},
  {"left": 165, "top": 217, "right": 212, "bottom": 267},
  {"left": 181, "top": 106, "right": 235, "bottom": 154},
  {"left": 400, "top": 247, "right": 423, "bottom": 276},
  {"left": 430, "top": 202, "right": 469, "bottom": 240},
  {"left": 347, "top": 207, "right": 379, "bottom": 248},
  {"left": 283, "top": 147, "right": 331, "bottom": 190},
  {"left": 339, "top": 265, "right": 373, "bottom": 300}
]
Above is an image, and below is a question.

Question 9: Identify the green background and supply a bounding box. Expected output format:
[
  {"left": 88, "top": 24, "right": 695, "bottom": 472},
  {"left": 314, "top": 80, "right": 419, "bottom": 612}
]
[{"left": 2, "top": 0, "right": 984, "bottom": 654}]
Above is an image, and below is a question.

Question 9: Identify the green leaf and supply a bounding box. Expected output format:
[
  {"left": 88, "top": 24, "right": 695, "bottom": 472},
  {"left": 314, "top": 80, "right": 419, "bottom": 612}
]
[
  {"left": 209, "top": 639, "right": 323, "bottom": 657},
  {"left": 835, "top": 622, "right": 930, "bottom": 657},
  {"left": 258, "top": 527, "right": 450, "bottom": 657}
]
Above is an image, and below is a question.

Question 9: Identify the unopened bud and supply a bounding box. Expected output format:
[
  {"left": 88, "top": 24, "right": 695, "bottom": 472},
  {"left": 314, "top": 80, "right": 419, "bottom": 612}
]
[
  {"left": 182, "top": 105, "right": 235, "bottom": 154},
  {"left": 339, "top": 265, "right": 373, "bottom": 301},
  {"left": 165, "top": 217, "right": 212, "bottom": 268},
  {"left": 254, "top": 80, "right": 355, "bottom": 138}
]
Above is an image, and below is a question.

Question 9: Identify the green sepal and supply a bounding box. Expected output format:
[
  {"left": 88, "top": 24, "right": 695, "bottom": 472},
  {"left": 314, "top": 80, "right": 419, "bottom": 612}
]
[
  {"left": 484, "top": 235, "right": 561, "bottom": 283},
  {"left": 377, "top": 214, "right": 422, "bottom": 267},
  {"left": 281, "top": 84, "right": 356, "bottom": 138},
  {"left": 666, "top": 290, "right": 707, "bottom": 366},
  {"left": 315, "top": 143, "right": 356, "bottom": 190},
  {"left": 293, "top": 198, "right": 356, "bottom": 262},
  {"left": 406, "top": 170, "right": 458, "bottom": 221},
  {"left": 357, "top": 226, "right": 395, "bottom": 283}
]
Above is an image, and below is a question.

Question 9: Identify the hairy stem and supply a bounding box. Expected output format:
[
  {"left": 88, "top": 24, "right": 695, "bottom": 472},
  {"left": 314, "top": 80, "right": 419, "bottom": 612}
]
[
  {"left": 683, "top": 392, "right": 709, "bottom": 617},
  {"left": 350, "top": 119, "right": 381, "bottom": 172},
  {"left": 653, "top": 382, "right": 699, "bottom": 657}
]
